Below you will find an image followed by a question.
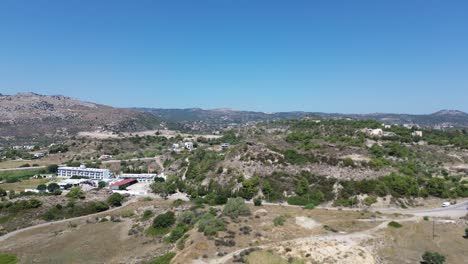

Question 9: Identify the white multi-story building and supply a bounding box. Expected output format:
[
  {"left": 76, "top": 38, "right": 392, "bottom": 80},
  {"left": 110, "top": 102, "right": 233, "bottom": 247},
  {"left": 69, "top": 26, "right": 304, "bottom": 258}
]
[
  {"left": 118, "top": 173, "right": 166, "bottom": 183},
  {"left": 57, "top": 165, "right": 113, "bottom": 180}
]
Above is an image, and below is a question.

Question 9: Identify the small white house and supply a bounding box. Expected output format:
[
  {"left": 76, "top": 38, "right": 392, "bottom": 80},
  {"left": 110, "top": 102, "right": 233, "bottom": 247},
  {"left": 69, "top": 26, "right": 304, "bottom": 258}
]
[
  {"left": 171, "top": 143, "right": 181, "bottom": 152},
  {"left": 184, "top": 142, "right": 194, "bottom": 151},
  {"left": 99, "top": 155, "right": 113, "bottom": 161},
  {"left": 411, "top": 131, "right": 423, "bottom": 137},
  {"left": 221, "top": 143, "right": 230, "bottom": 150},
  {"left": 34, "top": 153, "right": 45, "bottom": 159}
]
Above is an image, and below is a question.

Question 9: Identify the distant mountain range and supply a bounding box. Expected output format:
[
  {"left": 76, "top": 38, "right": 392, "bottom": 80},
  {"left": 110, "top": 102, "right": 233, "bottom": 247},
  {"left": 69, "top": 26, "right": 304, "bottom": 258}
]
[
  {"left": 1, "top": 93, "right": 467, "bottom": 140},
  {"left": 137, "top": 108, "right": 468, "bottom": 131}
]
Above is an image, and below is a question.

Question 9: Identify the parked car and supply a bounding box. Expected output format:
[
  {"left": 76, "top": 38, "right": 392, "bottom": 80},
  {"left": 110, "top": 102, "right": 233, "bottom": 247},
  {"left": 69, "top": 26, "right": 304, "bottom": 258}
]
[{"left": 442, "top": 202, "right": 451, "bottom": 207}]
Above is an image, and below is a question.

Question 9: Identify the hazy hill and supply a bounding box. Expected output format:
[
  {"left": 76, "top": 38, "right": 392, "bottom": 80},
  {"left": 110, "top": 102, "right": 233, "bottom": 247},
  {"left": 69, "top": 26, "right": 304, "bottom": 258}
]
[
  {"left": 0, "top": 93, "right": 161, "bottom": 138},
  {"left": 137, "top": 108, "right": 468, "bottom": 131}
]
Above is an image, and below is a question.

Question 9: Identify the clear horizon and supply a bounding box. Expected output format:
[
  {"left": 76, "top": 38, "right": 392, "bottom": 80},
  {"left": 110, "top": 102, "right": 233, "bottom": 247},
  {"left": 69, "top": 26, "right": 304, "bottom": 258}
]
[{"left": 1, "top": 1, "right": 467, "bottom": 113}]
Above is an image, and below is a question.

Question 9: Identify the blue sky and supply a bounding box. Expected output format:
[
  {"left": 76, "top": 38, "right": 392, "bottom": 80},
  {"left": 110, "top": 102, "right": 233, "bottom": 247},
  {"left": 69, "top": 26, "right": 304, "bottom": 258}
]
[{"left": 0, "top": 0, "right": 467, "bottom": 113}]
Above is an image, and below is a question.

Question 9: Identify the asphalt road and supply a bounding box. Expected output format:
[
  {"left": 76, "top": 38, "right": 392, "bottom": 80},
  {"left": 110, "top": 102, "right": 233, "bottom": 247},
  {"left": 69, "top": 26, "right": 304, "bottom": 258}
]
[{"left": 374, "top": 200, "right": 468, "bottom": 218}]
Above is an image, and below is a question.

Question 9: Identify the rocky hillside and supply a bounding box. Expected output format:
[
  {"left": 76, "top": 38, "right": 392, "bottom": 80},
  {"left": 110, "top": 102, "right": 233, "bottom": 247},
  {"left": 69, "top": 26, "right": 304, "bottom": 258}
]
[{"left": 0, "top": 93, "right": 161, "bottom": 138}]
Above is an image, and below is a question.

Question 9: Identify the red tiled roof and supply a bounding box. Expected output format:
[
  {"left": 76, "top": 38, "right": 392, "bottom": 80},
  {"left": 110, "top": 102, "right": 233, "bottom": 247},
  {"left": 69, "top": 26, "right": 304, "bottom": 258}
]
[{"left": 109, "top": 179, "right": 137, "bottom": 187}]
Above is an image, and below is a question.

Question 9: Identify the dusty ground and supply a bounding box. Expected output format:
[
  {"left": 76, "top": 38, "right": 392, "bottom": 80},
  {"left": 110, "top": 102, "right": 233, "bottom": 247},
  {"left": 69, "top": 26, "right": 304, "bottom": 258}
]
[
  {"left": 0, "top": 198, "right": 175, "bottom": 264},
  {"left": 0, "top": 201, "right": 466, "bottom": 264},
  {"left": 375, "top": 219, "right": 468, "bottom": 264}
]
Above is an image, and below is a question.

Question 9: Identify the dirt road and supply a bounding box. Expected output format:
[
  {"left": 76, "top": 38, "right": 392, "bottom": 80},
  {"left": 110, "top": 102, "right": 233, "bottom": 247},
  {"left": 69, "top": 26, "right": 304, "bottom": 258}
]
[{"left": 0, "top": 198, "right": 138, "bottom": 243}]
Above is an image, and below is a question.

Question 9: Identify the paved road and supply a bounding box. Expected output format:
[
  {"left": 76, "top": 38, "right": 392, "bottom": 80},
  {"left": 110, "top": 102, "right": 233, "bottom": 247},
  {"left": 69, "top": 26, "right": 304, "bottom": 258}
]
[{"left": 372, "top": 200, "right": 468, "bottom": 218}]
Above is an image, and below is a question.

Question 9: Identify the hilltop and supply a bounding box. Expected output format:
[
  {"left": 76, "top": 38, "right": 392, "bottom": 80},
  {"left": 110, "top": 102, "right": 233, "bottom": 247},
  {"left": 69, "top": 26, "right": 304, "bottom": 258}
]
[{"left": 0, "top": 93, "right": 161, "bottom": 138}]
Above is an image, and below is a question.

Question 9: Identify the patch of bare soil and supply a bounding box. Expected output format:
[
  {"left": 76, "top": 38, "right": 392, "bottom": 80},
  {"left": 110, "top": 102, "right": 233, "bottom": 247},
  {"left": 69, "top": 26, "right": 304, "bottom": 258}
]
[
  {"left": 374, "top": 219, "right": 468, "bottom": 264},
  {"left": 0, "top": 199, "right": 175, "bottom": 264}
]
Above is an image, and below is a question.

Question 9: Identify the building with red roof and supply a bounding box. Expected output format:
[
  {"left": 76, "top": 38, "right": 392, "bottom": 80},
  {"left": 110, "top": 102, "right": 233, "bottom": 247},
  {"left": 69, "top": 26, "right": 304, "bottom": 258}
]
[{"left": 109, "top": 179, "right": 138, "bottom": 190}]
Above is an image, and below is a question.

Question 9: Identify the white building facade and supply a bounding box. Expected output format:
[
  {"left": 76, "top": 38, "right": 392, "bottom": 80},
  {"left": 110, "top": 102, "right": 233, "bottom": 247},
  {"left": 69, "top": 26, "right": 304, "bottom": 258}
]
[
  {"left": 57, "top": 165, "right": 113, "bottom": 180},
  {"left": 118, "top": 173, "right": 166, "bottom": 183}
]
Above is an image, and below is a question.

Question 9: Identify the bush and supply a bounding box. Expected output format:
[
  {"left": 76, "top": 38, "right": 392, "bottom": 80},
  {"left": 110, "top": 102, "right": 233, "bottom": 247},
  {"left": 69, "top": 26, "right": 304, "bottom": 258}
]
[
  {"left": 121, "top": 210, "right": 135, "bottom": 218},
  {"left": 197, "top": 212, "right": 225, "bottom": 236},
  {"left": 388, "top": 221, "right": 402, "bottom": 228},
  {"left": 66, "top": 187, "right": 85, "bottom": 199},
  {"left": 364, "top": 196, "right": 378, "bottom": 206},
  {"left": 273, "top": 215, "right": 286, "bottom": 226},
  {"left": 107, "top": 193, "right": 124, "bottom": 207},
  {"left": 47, "top": 183, "right": 60, "bottom": 192},
  {"left": 422, "top": 251, "right": 445, "bottom": 264},
  {"left": 153, "top": 211, "right": 176, "bottom": 229},
  {"left": 304, "top": 203, "right": 315, "bottom": 210},
  {"left": 253, "top": 198, "right": 262, "bottom": 206},
  {"left": 223, "top": 198, "right": 251, "bottom": 218},
  {"left": 98, "top": 181, "right": 106, "bottom": 189},
  {"left": 148, "top": 252, "right": 176, "bottom": 264},
  {"left": 141, "top": 210, "right": 154, "bottom": 221},
  {"left": 167, "top": 223, "right": 189, "bottom": 243},
  {"left": 287, "top": 196, "right": 309, "bottom": 206},
  {"left": 464, "top": 227, "right": 468, "bottom": 239},
  {"left": 0, "top": 253, "right": 18, "bottom": 264}
]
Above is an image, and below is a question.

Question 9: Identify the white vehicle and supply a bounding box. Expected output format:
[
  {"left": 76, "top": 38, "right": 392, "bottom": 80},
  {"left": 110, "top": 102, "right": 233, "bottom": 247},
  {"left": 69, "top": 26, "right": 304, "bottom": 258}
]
[{"left": 441, "top": 202, "right": 451, "bottom": 208}]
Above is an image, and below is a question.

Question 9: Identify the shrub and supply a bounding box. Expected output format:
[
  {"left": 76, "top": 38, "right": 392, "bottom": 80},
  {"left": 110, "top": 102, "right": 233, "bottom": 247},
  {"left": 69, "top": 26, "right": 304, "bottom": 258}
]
[
  {"left": 304, "top": 203, "right": 315, "bottom": 210},
  {"left": 424, "top": 216, "right": 430, "bottom": 221},
  {"left": 121, "top": 210, "right": 135, "bottom": 218},
  {"left": 98, "top": 181, "right": 106, "bottom": 189},
  {"left": 172, "top": 199, "right": 185, "bottom": 207},
  {"left": 66, "top": 187, "right": 85, "bottom": 199},
  {"left": 0, "top": 253, "right": 18, "bottom": 264},
  {"left": 37, "top": 184, "right": 47, "bottom": 192},
  {"left": 178, "top": 211, "right": 197, "bottom": 225},
  {"left": 167, "top": 223, "right": 189, "bottom": 243},
  {"left": 287, "top": 196, "right": 309, "bottom": 206},
  {"left": 464, "top": 227, "right": 468, "bottom": 239},
  {"left": 47, "top": 183, "right": 60, "bottom": 192},
  {"left": 323, "top": 225, "right": 338, "bottom": 233},
  {"left": 422, "top": 251, "right": 445, "bottom": 264},
  {"left": 141, "top": 210, "right": 154, "bottom": 221},
  {"left": 153, "top": 211, "right": 176, "bottom": 229},
  {"left": 253, "top": 198, "right": 262, "bottom": 206},
  {"left": 223, "top": 198, "right": 251, "bottom": 218},
  {"left": 388, "top": 221, "right": 402, "bottom": 228},
  {"left": 364, "top": 196, "right": 378, "bottom": 206},
  {"left": 148, "top": 252, "right": 176, "bottom": 264},
  {"left": 197, "top": 212, "right": 225, "bottom": 236},
  {"left": 273, "top": 215, "right": 286, "bottom": 226},
  {"left": 107, "top": 193, "right": 124, "bottom": 207}
]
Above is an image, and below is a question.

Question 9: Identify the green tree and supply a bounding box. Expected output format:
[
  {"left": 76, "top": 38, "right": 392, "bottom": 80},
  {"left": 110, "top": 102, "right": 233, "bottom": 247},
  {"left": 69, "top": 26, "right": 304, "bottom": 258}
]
[
  {"left": 0, "top": 188, "right": 7, "bottom": 197},
  {"left": 296, "top": 177, "right": 309, "bottom": 196},
  {"left": 37, "top": 184, "right": 47, "bottom": 192},
  {"left": 98, "top": 181, "right": 106, "bottom": 189},
  {"left": 47, "top": 164, "right": 59, "bottom": 173},
  {"left": 107, "top": 193, "right": 124, "bottom": 207},
  {"left": 223, "top": 197, "right": 251, "bottom": 219},
  {"left": 47, "top": 183, "right": 60, "bottom": 192},
  {"left": 66, "top": 187, "right": 85, "bottom": 199},
  {"left": 422, "top": 251, "right": 445, "bottom": 264},
  {"left": 153, "top": 211, "right": 176, "bottom": 229}
]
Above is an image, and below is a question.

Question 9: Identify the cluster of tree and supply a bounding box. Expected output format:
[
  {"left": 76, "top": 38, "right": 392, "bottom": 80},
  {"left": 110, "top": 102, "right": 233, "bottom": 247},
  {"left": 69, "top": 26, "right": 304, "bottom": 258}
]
[
  {"left": 48, "top": 144, "right": 69, "bottom": 154},
  {"left": 335, "top": 173, "right": 468, "bottom": 204},
  {"left": 185, "top": 149, "right": 221, "bottom": 183},
  {"left": 42, "top": 200, "right": 109, "bottom": 221},
  {"left": 0, "top": 198, "right": 42, "bottom": 213}
]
